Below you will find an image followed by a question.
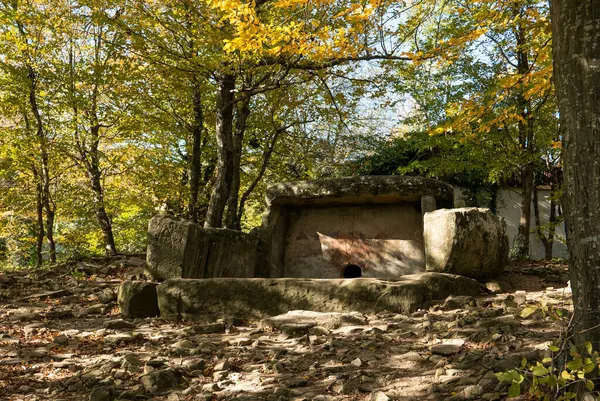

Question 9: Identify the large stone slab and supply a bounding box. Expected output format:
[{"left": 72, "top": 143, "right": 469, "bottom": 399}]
[
  {"left": 258, "top": 176, "right": 455, "bottom": 279},
  {"left": 424, "top": 208, "right": 509, "bottom": 279},
  {"left": 156, "top": 273, "right": 484, "bottom": 321},
  {"left": 146, "top": 215, "right": 263, "bottom": 280}
]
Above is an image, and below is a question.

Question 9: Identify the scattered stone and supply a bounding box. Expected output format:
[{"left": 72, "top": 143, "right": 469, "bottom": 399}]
[
  {"left": 140, "top": 369, "right": 179, "bottom": 394},
  {"left": 400, "top": 351, "right": 425, "bottom": 362},
  {"left": 97, "top": 288, "right": 117, "bottom": 304},
  {"left": 193, "top": 323, "right": 226, "bottom": 334},
  {"left": 260, "top": 310, "right": 368, "bottom": 335},
  {"left": 20, "top": 289, "right": 73, "bottom": 301},
  {"left": 350, "top": 358, "right": 362, "bottom": 367},
  {"left": 89, "top": 387, "right": 111, "bottom": 401},
  {"left": 443, "top": 295, "right": 475, "bottom": 310},
  {"left": 370, "top": 391, "right": 390, "bottom": 401},
  {"left": 103, "top": 319, "right": 135, "bottom": 330},
  {"left": 514, "top": 290, "right": 527, "bottom": 305},
  {"left": 485, "top": 281, "right": 503, "bottom": 293},
  {"left": 431, "top": 340, "right": 465, "bottom": 356},
  {"left": 53, "top": 334, "right": 69, "bottom": 345},
  {"left": 214, "top": 359, "right": 231, "bottom": 371},
  {"left": 462, "top": 384, "right": 484, "bottom": 398},
  {"left": 182, "top": 358, "right": 206, "bottom": 371}
]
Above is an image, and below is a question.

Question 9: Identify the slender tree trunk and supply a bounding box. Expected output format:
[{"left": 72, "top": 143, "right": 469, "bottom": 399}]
[
  {"left": 225, "top": 97, "right": 250, "bottom": 230},
  {"left": 44, "top": 196, "right": 56, "bottom": 263},
  {"left": 27, "top": 65, "right": 56, "bottom": 264},
  {"left": 34, "top": 171, "right": 44, "bottom": 267},
  {"left": 511, "top": 17, "right": 534, "bottom": 259},
  {"left": 533, "top": 185, "right": 556, "bottom": 260},
  {"left": 41, "top": 150, "right": 55, "bottom": 263},
  {"left": 188, "top": 80, "right": 204, "bottom": 223},
  {"left": 205, "top": 74, "right": 235, "bottom": 228},
  {"left": 86, "top": 126, "right": 118, "bottom": 256},
  {"left": 513, "top": 163, "right": 534, "bottom": 258},
  {"left": 551, "top": 0, "right": 600, "bottom": 351}
]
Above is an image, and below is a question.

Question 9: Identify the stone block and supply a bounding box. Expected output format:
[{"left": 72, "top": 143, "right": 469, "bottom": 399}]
[
  {"left": 155, "top": 273, "right": 483, "bottom": 321},
  {"left": 146, "top": 215, "right": 263, "bottom": 280},
  {"left": 146, "top": 215, "right": 204, "bottom": 280},
  {"left": 424, "top": 208, "right": 509, "bottom": 279},
  {"left": 117, "top": 281, "right": 160, "bottom": 318}
]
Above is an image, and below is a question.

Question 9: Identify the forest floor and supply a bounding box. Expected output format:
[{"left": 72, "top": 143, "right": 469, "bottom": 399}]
[{"left": 0, "top": 257, "right": 571, "bottom": 401}]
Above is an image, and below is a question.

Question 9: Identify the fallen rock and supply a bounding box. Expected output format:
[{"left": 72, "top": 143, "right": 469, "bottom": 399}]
[
  {"left": 89, "top": 386, "right": 111, "bottom": 401},
  {"left": 371, "top": 391, "right": 390, "bottom": 401},
  {"left": 443, "top": 295, "right": 475, "bottom": 310},
  {"left": 140, "top": 369, "right": 179, "bottom": 394},
  {"left": 431, "top": 340, "right": 465, "bottom": 356},
  {"left": 118, "top": 281, "right": 160, "bottom": 318},
  {"left": 260, "top": 310, "right": 368, "bottom": 335},
  {"left": 103, "top": 319, "right": 135, "bottom": 330},
  {"left": 97, "top": 288, "right": 116, "bottom": 304},
  {"left": 424, "top": 208, "right": 509, "bottom": 279}
]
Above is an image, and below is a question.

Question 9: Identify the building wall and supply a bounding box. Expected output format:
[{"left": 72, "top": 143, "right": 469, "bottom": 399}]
[{"left": 454, "top": 187, "right": 568, "bottom": 259}]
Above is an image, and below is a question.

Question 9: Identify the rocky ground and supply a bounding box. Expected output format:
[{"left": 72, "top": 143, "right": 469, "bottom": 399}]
[{"left": 0, "top": 257, "right": 571, "bottom": 401}]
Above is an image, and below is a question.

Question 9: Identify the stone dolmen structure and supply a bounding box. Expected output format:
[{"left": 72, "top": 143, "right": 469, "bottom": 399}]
[{"left": 119, "top": 176, "right": 509, "bottom": 321}]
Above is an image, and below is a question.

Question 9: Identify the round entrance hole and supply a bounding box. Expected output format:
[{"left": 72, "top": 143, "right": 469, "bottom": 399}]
[{"left": 342, "top": 264, "right": 362, "bottom": 278}]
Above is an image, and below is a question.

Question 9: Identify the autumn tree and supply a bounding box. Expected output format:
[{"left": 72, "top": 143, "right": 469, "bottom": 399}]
[{"left": 0, "top": 0, "right": 64, "bottom": 265}]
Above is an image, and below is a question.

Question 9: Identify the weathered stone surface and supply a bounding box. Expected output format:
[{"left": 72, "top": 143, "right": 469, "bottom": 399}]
[
  {"left": 146, "top": 215, "right": 204, "bottom": 280},
  {"left": 431, "top": 340, "right": 465, "bottom": 356},
  {"left": 146, "top": 215, "right": 263, "bottom": 280},
  {"left": 118, "top": 281, "right": 160, "bottom": 318},
  {"left": 259, "top": 176, "right": 454, "bottom": 279},
  {"left": 259, "top": 310, "right": 367, "bottom": 334},
  {"left": 140, "top": 369, "right": 179, "bottom": 394},
  {"left": 264, "top": 175, "right": 455, "bottom": 208},
  {"left": 424, "top": 208, "right": 509, "bottom": 279},
  {"left": 156, "top": 273, "right": 483, "bottom": 320}
]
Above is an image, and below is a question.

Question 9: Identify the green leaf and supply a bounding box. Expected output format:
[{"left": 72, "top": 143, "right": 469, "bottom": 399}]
[
  {"left": 549, "top": 345, "right": 560, "bottom": 352},
  {"left": 586, "top": 379, "right": 594, "bottom": 390},
  {"left": 508, "top": 381, "right": 521, "bottom": 398},
  {"left": 520, "top": 306, "right": 537, "bottom": 318},
  {"left": 585, "top": 341, "right": 593, "bottom": 355},
  {"left": 567, "top": 359, "right": 583, "bottom": 370},
  {"left": 542, "top": 357, "right": 553, "bottom": 364},
  {"left": 521, "top": 357, "right": 527, "bottom": 368},
  {"left": 531, "top": 365, "right": 548, "bottom": 376}
]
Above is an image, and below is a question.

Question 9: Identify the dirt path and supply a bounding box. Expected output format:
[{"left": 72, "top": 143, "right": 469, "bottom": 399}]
[{"left": 0, "top": 258, "right": 571, "bottom": 401}]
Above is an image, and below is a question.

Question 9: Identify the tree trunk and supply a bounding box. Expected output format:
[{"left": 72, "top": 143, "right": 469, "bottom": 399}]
[
  {"left": 551, "top": 0, "right": 600, "bottom": 350},
  {"left": 512, "top": 163, "right": 534, "bottom": 258},
  {"left": 34, "top": 171, "right": 44, "bottom": 268},
  {"left": 533, "top": 185, "right": 556, "bottom": 260},
  {"left": 204, "top": 74, "right": 235, "bottom": 228},
  {"left": 41, "top": 151, "right": 56, "bottom": 263},
  {"left": 224, "top": 97, "right": 250, "bottom": 230},
  {"left": 85, "top": 125, "right": 118, "bottom": 256},
  {"left": 187, "top": 80, "right": 203, "bottom": 224},
  {"left": 511, "top": 16, "right": 535, "bottom": 260},
  {"left": 27, "top": 65, "right": 56, "bottom": 264},
  {"left": 88, "top": 164, "right": 118, "bottom": 256}
]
